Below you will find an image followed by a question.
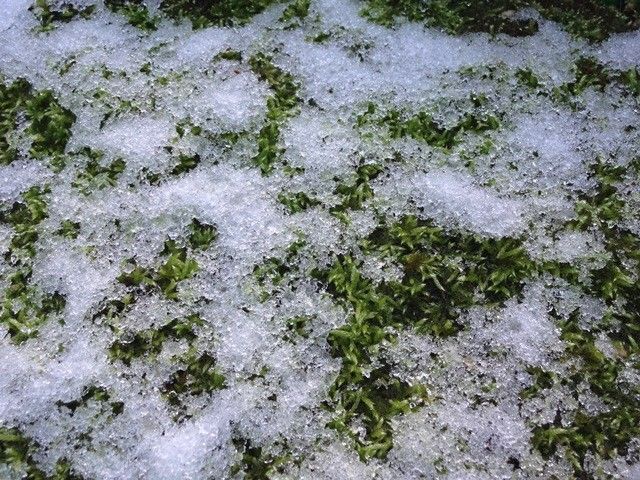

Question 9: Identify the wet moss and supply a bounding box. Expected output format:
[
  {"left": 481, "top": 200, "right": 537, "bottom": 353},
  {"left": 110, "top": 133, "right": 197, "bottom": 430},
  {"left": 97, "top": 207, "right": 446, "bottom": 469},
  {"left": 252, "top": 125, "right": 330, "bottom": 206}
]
[
  {"left": 159, "top": 0, "right": 280, "bottom": 29},
  {"left": 31, "top": 0, "right": 95, "bottom": 31},
  {"left": 314, "top": 215, "right": 541, "bottom": 459},
  {"left": 249, "top": 53, "right": 301, "bottom": 175},
  {"left": 0, "top": 427, "right": 83, "bottom": 479},
  {"left": 105, "top": 0, "right": 159, "bottom": 31},
  {"left": 0, "top": 78, "right": 75, "bottom": 166},
  {"left": 359, "top": 0, "right": 640, "bottom": 41},
  {"left": 109, "top": 314, "right": 202, "bottom": 366}
]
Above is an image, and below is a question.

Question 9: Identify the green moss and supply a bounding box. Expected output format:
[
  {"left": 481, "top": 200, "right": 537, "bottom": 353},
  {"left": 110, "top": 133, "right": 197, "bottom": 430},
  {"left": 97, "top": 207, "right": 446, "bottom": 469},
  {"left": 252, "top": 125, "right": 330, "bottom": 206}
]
[
  {"left": 553, "top": 57, "right": 640, "bottom": 107},
  {"left": 162, "top": 352, "right": 226, "bottom": 402},
  {"left": 0, "top": 78, "right": 32, "bottom": 166},
  {"left": 0, "top": 273, "right": 66, "bottom": 343},
  {"left": 358, "top": 103, "right": 500, "bottom": 150},
  {"left": 358, "top": 0, "right": 640, "bottom": 41},
  {"left": 314, "top": 215, "right": 541, "bottom": 459},
  {"left": 1, "top": 185, "right": 49, "bottom": 259},
  {"left": 91, "top": 293, "right": 136, "bottom": 327},
  {"left": 277, "top": 191, "right": 320, "bottom": 213},
  {"left": 175, "top": 118, "right": 203, "bottom": 138},
  {"left": 309, "top": 31, "right": 331, "bottom": 43},
  {"left": 330, "top": 163, "right": 383, "bottom": 222},
  {"left": 519, "top": 366, "right": 556, "bottom": 399},
  {"left": 284, "top": 315, "right": 312, "bottom": 340},
  {"left": 620, "top": 67, "right": 640, "bottom": 95},
  {"left": 280, "top": 0, "right": 311, "bottom": 23},
  {"left": 359, "top": 0, "right": 537, "bottom": 36},
  {"left": 252, "top": 239, "right": 305, "bottom": 301},
  {"left": 536, "top": 0, "right": 640, "bottom": 42},
  {"left": 105, "top": 0, "right": 159, "bottom": 31},
  {"left": 0, "top": 187, "right": 71, "bottom": 342},
  {"left": 56, "top": 385, "right": 123, "bottom": 416},
  {"left": 249, "top": 53, "right": 301, "bottom": 175},
  {"left": 170, "top": 152, "right": 200, "bottom": 176},
  {"left": 155, "top": 248, "right": 199, "bottom": 299},
  {"left": 1, "top": 427, "right": 83, "bottom": 479},
  {"left": 525, "top": 150, "right": 640, "bottom": 475},
  {"left": 98, "top": 96, "right": 142, "bottom": 129},
  {"left": 25, "top": 90, "right": 76, "bottom": 159},
  {"left": 117, "top": 240, "right": 200, "bottom": 301},
  {"left": 230, "top": 438, "right": 291, "bottom": 479},
  {"left": 515, "top": 68, "right": 543, "bottom": 89},
  {"left": 72, "top": 156, "right": 126, "bottom": 194},
  {"left": 188, "top": 218, "right": 217, "bottom": 250},
  {"left": 31, "top": 0, "right": 95, "bottom": 31},
  {"left": 56, "top": 220, "right": 81, "bottom": 239},
  {"left": 109, "top": 314, "right": 202, "bottom": 366},
  {"left": 214, "top": 49, "right": 243, "bottom": 62},
  {"left": 531, "top": 309, "right": 640, "bottom": 474},
  {"left": 566, "top": 159, "right": 640, "bottom": 363},
  {"left": 0, "top": 78, "right": 75, "bottom": 166},
  {"left": 324, "top": 362, "right": 429, "bottom": 460},
  {"left": 159, "top": 0, "right": 280, "bottom": 29},
  {"left": 553, "top": 57, "right": 611, "bottom": 105}
]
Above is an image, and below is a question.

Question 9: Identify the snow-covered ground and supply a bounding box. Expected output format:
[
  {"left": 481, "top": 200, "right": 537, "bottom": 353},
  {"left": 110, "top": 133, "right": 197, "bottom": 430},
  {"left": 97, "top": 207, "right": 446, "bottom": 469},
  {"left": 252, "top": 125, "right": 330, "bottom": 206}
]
[{"left": 1, "top": 1, "right": 639, "bottom": 479}]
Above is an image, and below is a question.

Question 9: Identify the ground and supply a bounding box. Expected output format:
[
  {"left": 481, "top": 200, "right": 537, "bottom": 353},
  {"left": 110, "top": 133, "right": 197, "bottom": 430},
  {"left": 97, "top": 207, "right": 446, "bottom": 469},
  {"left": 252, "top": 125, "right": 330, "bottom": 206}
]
[{"left": 1, "top": 1, "right": 640, "bottom": 479}]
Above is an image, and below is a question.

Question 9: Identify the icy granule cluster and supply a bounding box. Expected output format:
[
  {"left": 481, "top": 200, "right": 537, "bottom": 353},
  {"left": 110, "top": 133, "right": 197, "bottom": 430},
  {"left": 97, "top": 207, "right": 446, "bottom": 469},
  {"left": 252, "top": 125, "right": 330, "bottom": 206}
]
[{"left": 1, "top": 1, "right": 640, "bottom": 479}]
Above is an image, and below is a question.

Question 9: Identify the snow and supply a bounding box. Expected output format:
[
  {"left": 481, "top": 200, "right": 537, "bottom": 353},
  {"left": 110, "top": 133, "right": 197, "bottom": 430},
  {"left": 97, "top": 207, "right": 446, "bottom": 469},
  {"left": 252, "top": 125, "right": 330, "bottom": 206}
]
[{"left": 1, "top": 0, "right": 639, "bottom": 479}]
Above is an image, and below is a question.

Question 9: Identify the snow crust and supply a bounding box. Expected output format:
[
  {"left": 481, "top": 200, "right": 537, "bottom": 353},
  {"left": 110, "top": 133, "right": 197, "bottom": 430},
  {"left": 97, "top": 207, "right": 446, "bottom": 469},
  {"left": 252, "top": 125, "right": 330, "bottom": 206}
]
[{"left": 0, "top": 1, "right": 639, "bottom": 479}]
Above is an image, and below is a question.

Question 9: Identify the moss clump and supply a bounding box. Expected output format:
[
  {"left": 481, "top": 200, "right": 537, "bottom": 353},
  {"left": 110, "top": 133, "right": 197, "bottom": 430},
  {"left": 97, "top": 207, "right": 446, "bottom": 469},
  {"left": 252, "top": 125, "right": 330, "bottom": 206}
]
[
  {"left": 162, "top": 352, "right": 226, "bottom": 402},
  {"left": 214, "top": 49, "right": 243, "bottom": 62},
  {"left": 277, "top": 191, "right": 320, "bottom": 214},
  {"left": 525, "top": 157, "right": 640, "bottom": 476},
  {"left": 252, "top": 239, "right": 305, "bottom": 301},
  {"left": 155, "top": 247, "right": 200, "bottom": 300},
  {"left": 0, "top": 186, "right": 69, "bottom": 342},
  {"left": 569, "top": 159, "right": 640, "bottom": 358},
  {"left": 72, "top": 155, "right": 126, "bottom": 195},
  {"left": 159, "top": 0, "right": 280, "bottom": 28},
  {"left": 0, "top": 78, "right": 31, "bottom": 165},
  {"left": 553, "top": 57, "right": 611, "bottom": 104},
  {"left": 330, "top": 163, "right": 383, "bottom": 222},
  {"left": 537, "top": 0, "right": 640, "bottom": 42},
  {"left": 280, "top": 0, "right": 311, "bottom": 23},
  {"left": 553, "top": 57, "right": 640, "bottom": 106},
  {"left": 30, "top": 0, "right": 95, "bottom": 31},
  {"left": 105, "top": 0, "right": 159, "bottom": 31},
  {"left": 118, "top": 242, "right": 200, "bottom": 301},
  {"left": 249, "top": 53, "right": 301, "bottom": 175},
  {"left": 56, "top": 385, "right": 124, "bottom": 416},
  {"left": 357, "top": 103, "right": 500, "bottom": 150},
  {"left": 359, "top": 0, "right": 640, "bottom": 41},
  {"left": 0, "top": 78, "right": 75, "bottom": 166},
  {"left": 109, "top": 314, "right": 202, "bottom": 366},
  {"left": 99, "top": 226, "right": 213, "bottom": 336},
  {"left": 531, "top": 310, "right": 640, "bottom": 475},
  {"left": 56, "top": 220, "right": 81, "bottom": 239},
  {"left": 284, "top": 314, "right": 312, "bottom": 341},
  {"left": 359, "top": 0, "right": 537, "bottom": 35},
  {"left": 0, "top": 269, "right": 66, "bottom": 343},
  {"left": 230, "top": 438, "right": 291, "bottom": 480},
  {"left": 1, "top": 427, "right": 83, "bottom": 479},
  {"left": 1, "top": 186, "right": 49, "bottom": 260},
  {"left": 515, "top": 68, "right": 543, "bottom": 89},
  {"left": 170, "top": 152, "right": 200, "bottom": 176},
  {"left": 315, "top": 215, "right": 540, "bottom": 459},
  {"left": 188, "top": 218, "right": 217, "bottom": 250},
  {"left": 26, "top": 90, "right": 76, "bottom": 159}
]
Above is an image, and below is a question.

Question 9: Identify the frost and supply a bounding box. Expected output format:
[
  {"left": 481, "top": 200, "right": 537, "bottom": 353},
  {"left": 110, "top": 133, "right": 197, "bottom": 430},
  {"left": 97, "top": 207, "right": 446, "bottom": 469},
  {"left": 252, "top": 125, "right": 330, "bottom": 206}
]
[{"left": 1, "top": 0, "right": 639, "bottom": 478}]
